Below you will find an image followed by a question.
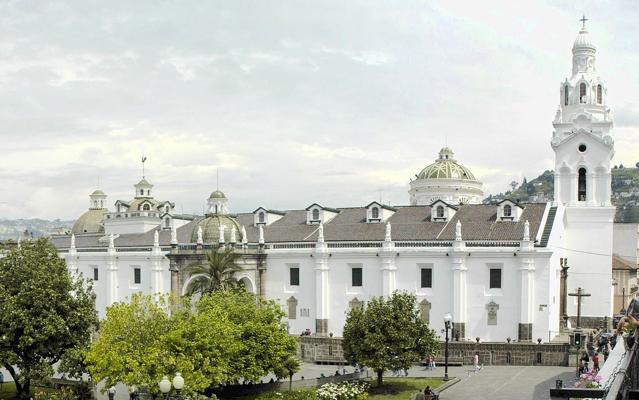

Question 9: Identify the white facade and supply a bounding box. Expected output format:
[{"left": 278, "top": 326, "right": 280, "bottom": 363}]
[{"left": 56, "top": 19, "right": 616, "bottom": 343}]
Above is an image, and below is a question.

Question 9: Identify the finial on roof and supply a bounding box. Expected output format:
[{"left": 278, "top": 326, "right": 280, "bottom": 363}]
[
  {"left": 109, "top": 233, "right": 115, "bottom": 249},
  {"left": 141, "top": 155, "right": 147, "bottom": 179},
  {"left": 197, "top": 226, "right": 203, "bottom": 245},
  {"left": 171, "top": 225, "right": 177, "bottom": 245},
  {"left": 385, "top": 222, "right": 392, "bottom": 242},
  {"left": 258, "top": 225, "right": 265, "bottom": 245},
  {"left": 523, "top": 220, "right": 530, "bottom": 241},
  {"left": 153, "top": 230, "right": 159, "bottom": 247},
  {"left": 580, "top": 14, "right": 588, "bottom": 30},
  {"left": 218, "top": 224, "right": 225, "bottom": 244},
  {"left": 318, "top": 223, "right": 325, "bottom": 243},
  {"left": 230, "top": 225, "right": 237, "bottom": 244},
  {"left": 241, "top": 226, "right": 247, "bottom": 245},
  {"left": 455, "top": 220, "right": 462, "bottom": 241},
  {"left": 70, "top": 234, "right": 76, "bottom": 249}
]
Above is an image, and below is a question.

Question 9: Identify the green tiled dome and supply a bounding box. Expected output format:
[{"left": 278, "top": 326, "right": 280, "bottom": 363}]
[
  {"left": 191, "top": 214, "right": 241, "bottom": 243},
  {"left": 416, "top": 148, "right": 477, "bottom": 180}
]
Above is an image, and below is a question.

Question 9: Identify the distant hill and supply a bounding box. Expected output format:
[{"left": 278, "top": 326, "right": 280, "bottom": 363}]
[
  {"left": 485, "top": 164, "right": 639, "bottom": 223},
  {"left": 0, "top": 219, "right": 74, "bottom": 240}
]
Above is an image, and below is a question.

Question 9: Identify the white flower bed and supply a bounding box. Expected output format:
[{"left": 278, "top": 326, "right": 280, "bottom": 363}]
[{"left": 317, "top": 382, "right": 369, "bottom": 400}]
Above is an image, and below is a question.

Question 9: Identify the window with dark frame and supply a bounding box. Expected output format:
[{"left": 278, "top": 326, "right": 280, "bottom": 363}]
[
  {"left": 352, "top": 267, "right": 363, "bottom": 287},
  {"left": 489, "top": 268, "right": 502, "bottom": 289},
  {"left": 436, "top": 205, "right": 444, "bottom": 218},
  {"left": 312, "top": 208, "right": 320, "bottom": 220},
  {"left": 371, "top": 207, "right": 379, "bottom": 219},
  {"left": 290, "top": 267, "right": 300, "bottom": 286},
  {"left": 503, "top": 204, "right": 512, "bottom": 217},
  {"left": 93, "top": 268, "right": 98, "bottom": 281},
  {"left": 134, "top": 268, "right": 141, "bottom": 285},
  {"left": 420, "top": 268, "right": 432, "bottom": 288}
]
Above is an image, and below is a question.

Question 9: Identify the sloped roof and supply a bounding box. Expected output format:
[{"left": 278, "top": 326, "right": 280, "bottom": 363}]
[{"left": 613, "top": 255, "right": 637, "bottom": 271}]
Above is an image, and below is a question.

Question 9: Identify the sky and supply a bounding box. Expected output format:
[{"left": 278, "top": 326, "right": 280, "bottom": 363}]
[{"left": 0, "top": 0, "right": 638, "bottom": 220}]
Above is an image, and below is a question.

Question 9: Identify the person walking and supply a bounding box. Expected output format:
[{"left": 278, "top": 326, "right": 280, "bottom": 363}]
[
  {"left": 593, "top": 352, "right": 600, "bottom": 372},
  {"left": 474, "top": 353, "right": 480, "bottom": 373}
]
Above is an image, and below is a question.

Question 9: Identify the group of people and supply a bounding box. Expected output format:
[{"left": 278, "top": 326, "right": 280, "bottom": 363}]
[
  {"left": 423, "top": 355, "right": 436, "bottom": 370},
  {"left": 413, "top": 386, "right": 439, "bottom": 400}
]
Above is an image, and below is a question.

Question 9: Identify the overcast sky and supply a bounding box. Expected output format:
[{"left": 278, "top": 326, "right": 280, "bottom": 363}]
[{"left": 1, "top": 1, "right": 638, "bottom": 220}]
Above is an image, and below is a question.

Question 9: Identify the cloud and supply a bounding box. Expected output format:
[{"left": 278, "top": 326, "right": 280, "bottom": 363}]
[{"left": 1, "top": 1, "right": 638, "bottom": 219}]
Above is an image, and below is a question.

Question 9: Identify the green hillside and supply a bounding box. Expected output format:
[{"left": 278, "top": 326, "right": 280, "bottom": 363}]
[{"left": 486, "top": 165, "right": 639, "bottom": 223}]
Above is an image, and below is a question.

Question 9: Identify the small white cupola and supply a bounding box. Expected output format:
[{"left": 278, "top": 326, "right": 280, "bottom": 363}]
[
  {"left": 365, "top": 202, "right": 396, "bottom": 223},
  {"left": 430, "top": 200, "right": 457, "bottom": 222},
  {"left": 158, "top": 201, "right": 174, "bottom": 215},
  {"left": 306, "top": 203, "right": 339, "bottom": 225},
  {"left": 114, "top": 200, "right": 130, "bottom": 213},
  {"left": 497, "top": 199, "right": 524, "bottom": 222},
  {"left": 134, "top": 178, "right": 153, "bottom": 198},
  {"left": 253, "top": 207, "right": 286, "bottom": 226},
  {"left": 208, "top": 190, "right": 229, "bottom": 215},
  {"left": 89, "top": 190, "right": 107, "bottom": 210}
]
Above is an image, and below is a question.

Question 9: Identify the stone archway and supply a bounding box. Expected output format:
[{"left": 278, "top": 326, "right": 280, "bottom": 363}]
[{"left": 238, "top": 276, "right": 255, "bottom": 294}]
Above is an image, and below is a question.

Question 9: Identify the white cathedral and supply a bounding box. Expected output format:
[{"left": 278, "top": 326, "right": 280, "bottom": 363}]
[{"left": 53, "top": 20, "right": 615, "bottom": 343}]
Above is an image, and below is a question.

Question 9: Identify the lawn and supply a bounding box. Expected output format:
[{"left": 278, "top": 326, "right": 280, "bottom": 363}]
[
  {"left": 0, "top": 382, "right": 56, "bottom": 399},
  {"left": 367, "top": 378, "right": 444, "bottom": 400}
]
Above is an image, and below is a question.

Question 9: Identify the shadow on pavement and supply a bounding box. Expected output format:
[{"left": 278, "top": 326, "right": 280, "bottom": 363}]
[{"left": 532, "top": 369, "right": 576, "bottom": 400}]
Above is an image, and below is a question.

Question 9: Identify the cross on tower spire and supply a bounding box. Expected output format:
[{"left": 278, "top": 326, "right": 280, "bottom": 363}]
[
  {"left": 141, "top": 155, "right": 147, "bottom": 178},
  {"left": 580, "top": 15, "right": 588, "bottom": 29}
]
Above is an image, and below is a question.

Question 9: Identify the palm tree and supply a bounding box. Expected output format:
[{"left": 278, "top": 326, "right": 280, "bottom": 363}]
[{"left": 184, "top": 248, "right": 243, "bottom": 295}]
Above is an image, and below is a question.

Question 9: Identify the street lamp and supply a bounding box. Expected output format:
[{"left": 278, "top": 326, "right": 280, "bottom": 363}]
[
  {"left": 159, "top": 373, "right": 184, "bottom": 399},
  {"left": 443, "top": 312, "right": 452, "bottom": 381}
]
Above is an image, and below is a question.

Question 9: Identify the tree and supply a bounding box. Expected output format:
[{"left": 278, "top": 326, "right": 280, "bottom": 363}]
[
  {"left": 0, "top": 239, "right": 97, "bottom": 400},
  {"left": 184, "top": 248, "right": 243, "bottom": 295},
  {"left": 510, "top": 180, "right": 519, "bottom": 191},
  {"left": 342, "top": 292, "right": 438, "bottom": 386},
  {"left": 274, "top": 356, "right": 300, "bottom": 391},
  {"left": 86, "top": 290, "right": 297, "bottom": 395}
]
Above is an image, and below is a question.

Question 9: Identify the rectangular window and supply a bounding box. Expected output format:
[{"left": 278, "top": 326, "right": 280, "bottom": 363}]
[
  {"left": 134, "top": 267, "right": 141, "bottom": 285},
  {"left": 489, "top": 268, "right": 502, "bottom": 289},
  {"left": 93, "top": 268, "right": 98, "bottom": 281},
  {"left": 420, "top": 268, "right": 432, "bottom": 288},
  {"left": 352, "top": 267, "right": 363, "bottom": 287},
  {"left": 290, "top": 267, "right": 300, "bottom": 286}
]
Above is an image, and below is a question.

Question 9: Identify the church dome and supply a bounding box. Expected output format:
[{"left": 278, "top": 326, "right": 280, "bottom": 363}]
[
  {"left": 416, "top": 148, "right": 477, "bottom": 181},
  {"left": 573, "top": 19, "right": 596, "bottom": 52},
  {"left": 91, "top": 189, "right": 106, "bottom": 196},
  {"left": 209, "top": 190, "right": 226, "bottom": 199},
  {"left": 72, "top": 209, "right": 106, "bottom": 234},
  {"left": 191, "top": 214, "right": 241, "bottom": 243}
]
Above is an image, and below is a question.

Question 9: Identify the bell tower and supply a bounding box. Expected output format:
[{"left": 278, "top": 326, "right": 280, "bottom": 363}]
[
  {"left": 552, "top": 16, "right": 615, "bottom": 327},
  {"left": 552, "top": 16, "right": 614, "bottom": 207}
]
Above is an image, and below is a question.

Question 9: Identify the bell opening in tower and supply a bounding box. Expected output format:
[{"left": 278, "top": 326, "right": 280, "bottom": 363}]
[{"left": 578, "top": 168, "right": 587, "bottom": 201}]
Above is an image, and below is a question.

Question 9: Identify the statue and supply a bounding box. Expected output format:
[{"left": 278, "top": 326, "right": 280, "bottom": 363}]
[
  {"left": 318, "top": 223, "right": 324, "bottom": 243},
  {"left": 109, "top": 233, "right": 115, "bottom": 248},
  {"left": 219, "top": 224, "right": 225, "bottom": 244},
  {"left": 153, "top": 230, "right": 159, "bottom": 247},
  {"left": 197, "top": 226, "right": 203, "bottom": 245},
  {"left": 455, "top": 220, "right": 462, "bottom": 241},
  {"left": 70, "top": 234, "right": 76, "bottom": 249},
  {"left": 523, "top": 220, "right": 530, "bottom": 242},
  {"left": 241, "top": 226, "right": 247, "bottom": 245},
  {"left": 385, "top": 222, "right": 392, "bottom": 242},
  {"left": 230, "top": 225, "right": 237, "bottom": 243},
  {"left": 258, "top": 225, "right": 265, "bottom": 245},
  {"left": 171, "top": 225, "right": 177, "bottom": 244}
]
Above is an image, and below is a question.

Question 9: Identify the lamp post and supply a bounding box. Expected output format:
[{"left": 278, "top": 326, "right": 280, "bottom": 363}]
[
  {"left": 444, "top": 312, "right": 452, "bottom": 381},
  {"left": 159, "top": 373, "right": 185, "bottom": 399}
]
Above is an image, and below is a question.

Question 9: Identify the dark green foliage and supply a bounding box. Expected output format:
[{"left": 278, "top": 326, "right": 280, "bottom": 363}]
[
  {"left": 0, "top": 239, "right": 98, "bottom": 400},
  {"left": 184, "top": 248, "right": 243, "bottom": 295},
  {"left": 342, "top": 292, "right": 438, "bottom": 386}
]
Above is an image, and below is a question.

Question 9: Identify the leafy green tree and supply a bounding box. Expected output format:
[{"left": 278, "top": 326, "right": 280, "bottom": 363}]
[
  {"left": 342, "top": 292, "right": 438, "bottom": 386},
  {"left": 184, "top": 249, "right": 243, "bottom": 295},
  {"left": 0, "top": 239, "right": 97, "bottom": 400},
  {"left": 274, "top": 356, "right": 301, "bottom": 391},
  {"left": 86, "top": 290, "right": 297, "bottom": 395}
]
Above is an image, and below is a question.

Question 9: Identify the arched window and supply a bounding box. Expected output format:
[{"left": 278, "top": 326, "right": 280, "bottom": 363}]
[
  {"left": 312, "top": 209, "right": 320, "bottom": 221},
  {"left": 503, "top": 204, "right": 512, "bottom": 217},
  {"left": 436, "top": 205, "right": 444, "bottom": 218},
  {"left": 143, "top": 204, "right": 151, "bottom": 211},
  {"left": 100, "top": 200, "right": 104, "bottom": 208},
  {"left": 215, "top": 204, "right": 219, "bottom": 213},
  {"left": 580, "top": 83, "right": 587, "bottom": 103},
  {"left": 259, "top": 211, "right": 265, "bottom": 223},
  {"left": 165, "top": 217, "right": 170, "bottom": 228},
  {"left": 371, "top": 207, "right": 379, "bottom": 219},
  {"left": 578, "top": 168, "right": 587, "bottom": 201},
  {"left": 564, "top": 85, "right": 569, "bottom": 106},
  {"left": 597, "top": 84, "right": 602, "bottom": 104},
  {"left": 140, "top": 189, "right": 144, "bottom": 196}
]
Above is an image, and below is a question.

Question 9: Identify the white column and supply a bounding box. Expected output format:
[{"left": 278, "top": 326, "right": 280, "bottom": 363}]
[
  {"left": 569, "top": 173, "right": 577, "bottom": 205},
  {"left": 380, "top": 222, "right": 396, "bottom": 297},
  {"left": 554, "top": 172, "right": 562, "bottom": 205},
  {"left": 451, "top": 221, "right": 467, "bottom": 338},
  {"left": 519, "top": 256, "right": 535, "bottom": 324},
  {"left": 106, "top": 234, "right": 118, "bottom": 306},
  {"left": 314, "top": 224, "right": 330, "bottom": 335},
  {"left": 151, "top": 231, "right": 163, "bottom": 295},
  {"left": 587, "top": 172, "right": 596, "bottom": 206},
  {"left": 605, "top": 172, "right": 612, "bottom": 206},
  {"left": 66, "top": 234, "right": 78, "bottom": 275}
]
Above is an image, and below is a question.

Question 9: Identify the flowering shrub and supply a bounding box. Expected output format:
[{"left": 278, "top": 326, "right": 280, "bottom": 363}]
[
  {"left": 317, "top": 382, "right": 369, "bottom": 400},
  {"left": 260, "top": 389, "right": 316, "bottom": 400},
  {"left": 32, "top": 388, "right": 78, "bottom": 400},
  {"left": 574, "top": 370, "right": 602, "bottom": 388}
]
